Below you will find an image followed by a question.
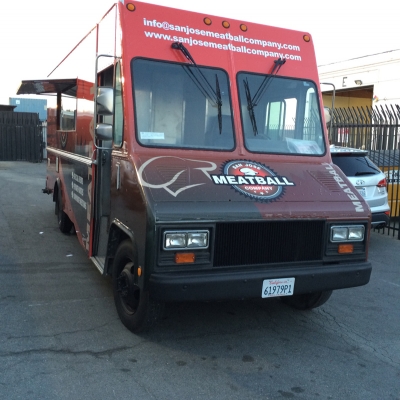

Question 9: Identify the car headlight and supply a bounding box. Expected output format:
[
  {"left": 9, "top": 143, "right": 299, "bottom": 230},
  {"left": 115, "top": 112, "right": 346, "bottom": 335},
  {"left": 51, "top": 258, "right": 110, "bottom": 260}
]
[
  {"left": 330, "top": 225, "right": 365, "bottom": 242},
  {"left": 164, "top": 230, "right": 209, "bottom": 250}
]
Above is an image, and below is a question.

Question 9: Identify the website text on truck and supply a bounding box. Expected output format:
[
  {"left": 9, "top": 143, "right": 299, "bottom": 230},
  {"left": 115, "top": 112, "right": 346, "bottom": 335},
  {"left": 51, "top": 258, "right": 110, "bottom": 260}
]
[{"left": 17, "top": 1, "right": 372, "bottom": 332}]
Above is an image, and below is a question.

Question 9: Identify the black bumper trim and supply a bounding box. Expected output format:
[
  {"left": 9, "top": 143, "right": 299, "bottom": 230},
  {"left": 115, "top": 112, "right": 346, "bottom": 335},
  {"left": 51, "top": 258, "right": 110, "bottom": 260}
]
[
  {"left": 149, "top": 262, "right": 372, "bottom": 302},
  {"left": 371, "top": 212, "right": 390, "bottom": 227}
]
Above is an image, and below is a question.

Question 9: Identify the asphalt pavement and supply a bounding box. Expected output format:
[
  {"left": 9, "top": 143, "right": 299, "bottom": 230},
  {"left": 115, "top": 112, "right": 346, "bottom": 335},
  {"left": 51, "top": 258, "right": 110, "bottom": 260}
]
[{"left": 0, "top": 161, "right": 399, "bottom": 400}]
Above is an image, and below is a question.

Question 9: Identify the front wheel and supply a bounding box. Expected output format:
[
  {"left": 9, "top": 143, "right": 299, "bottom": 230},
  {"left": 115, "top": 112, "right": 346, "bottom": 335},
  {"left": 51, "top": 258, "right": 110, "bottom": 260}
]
[
  {"left": 280, "top": 290, "right": 333, "bottom": 310},
  {"left": 112, "top": 240, "right": 164, "bottom": 333}
]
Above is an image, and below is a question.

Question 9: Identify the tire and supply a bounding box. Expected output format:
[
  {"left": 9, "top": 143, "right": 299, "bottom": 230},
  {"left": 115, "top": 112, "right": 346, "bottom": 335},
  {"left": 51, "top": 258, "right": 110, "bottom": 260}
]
[
  {"left": 280, "top": 290, "right": 333, "bottom": 310},
  {"left": 56, "top": 188, "right": 73, "bottom": 234},
  {"left": 112, "top": 240, "right": 164, "bottom": 333},
  {"left": 55, "top": 194, "right": 59, "bottom": 216}
]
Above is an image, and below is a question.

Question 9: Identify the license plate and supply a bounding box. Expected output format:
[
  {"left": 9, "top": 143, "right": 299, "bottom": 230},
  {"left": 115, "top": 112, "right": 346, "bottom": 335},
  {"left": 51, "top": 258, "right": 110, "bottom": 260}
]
[
  {"left": 357, "top": 187, "right": 366, "bottom": 198},
  {"left": 261, "top": 277, "right": 295, "bottom": 298}
]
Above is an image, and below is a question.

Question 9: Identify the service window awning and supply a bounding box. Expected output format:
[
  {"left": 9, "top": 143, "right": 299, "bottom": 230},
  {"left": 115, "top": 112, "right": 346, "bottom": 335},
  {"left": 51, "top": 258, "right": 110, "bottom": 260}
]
[{"left": 17, "top": 78, "right": 94, "bottom": 100}]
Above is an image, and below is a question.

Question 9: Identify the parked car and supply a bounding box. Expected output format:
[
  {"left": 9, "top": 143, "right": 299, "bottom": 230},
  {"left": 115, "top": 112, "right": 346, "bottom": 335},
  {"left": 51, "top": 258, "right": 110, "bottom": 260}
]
[
  {"left": 331, "top": 146, "right": 390, "bottom": 229},
  {"left": 368, "top": 150, "right": 400, "bottom": 218}
]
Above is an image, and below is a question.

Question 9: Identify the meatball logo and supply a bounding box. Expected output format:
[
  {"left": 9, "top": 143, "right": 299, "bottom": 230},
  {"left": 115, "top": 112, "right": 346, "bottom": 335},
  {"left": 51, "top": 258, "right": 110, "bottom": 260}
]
[{"left": 211, "top": 160, "right": 295, "bottom": 202}]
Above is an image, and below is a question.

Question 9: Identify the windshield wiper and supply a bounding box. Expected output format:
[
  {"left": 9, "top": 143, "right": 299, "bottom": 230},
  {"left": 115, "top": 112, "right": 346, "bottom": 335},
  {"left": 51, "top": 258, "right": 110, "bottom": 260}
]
[
  {"left": 172, "top": 42, "right": 223, "bottom": 134},
  {"left": 215, "top": 74, "right": 222, "bottom": 134},
  {"left": 244, "top": 78, "right": 258, "bottom": 136},
  {"left": 244, "top": 57, "right": 286, "bottom": 135}
]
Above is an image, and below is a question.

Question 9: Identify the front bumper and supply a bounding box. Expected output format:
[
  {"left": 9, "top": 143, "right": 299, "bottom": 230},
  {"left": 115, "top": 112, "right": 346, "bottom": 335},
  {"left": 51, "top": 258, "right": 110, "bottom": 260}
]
[
  {"left": 149, "top": 261, "right": 372, "bottom": 302},
  {"left": 371, "top": 211, "right": 390, "bottom": 228}
]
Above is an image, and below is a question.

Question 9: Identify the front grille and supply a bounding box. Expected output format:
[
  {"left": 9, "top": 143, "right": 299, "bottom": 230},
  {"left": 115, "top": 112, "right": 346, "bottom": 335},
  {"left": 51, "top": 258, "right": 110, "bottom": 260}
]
[{"left": 213, "top": 220, "right": 325, "bottom": 267}]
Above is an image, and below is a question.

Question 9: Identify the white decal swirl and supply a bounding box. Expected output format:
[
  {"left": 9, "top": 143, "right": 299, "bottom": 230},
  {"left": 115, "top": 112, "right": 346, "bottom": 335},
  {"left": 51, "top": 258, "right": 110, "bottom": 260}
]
[{"left": 138, "top": 156, "right": 217, "bottom": 197}]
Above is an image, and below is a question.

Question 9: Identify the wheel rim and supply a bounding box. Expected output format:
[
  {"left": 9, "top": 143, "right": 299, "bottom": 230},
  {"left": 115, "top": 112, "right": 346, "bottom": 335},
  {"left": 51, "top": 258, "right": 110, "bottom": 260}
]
[{"left": 117, "top": 262, "right": 140, "bottom": 314}]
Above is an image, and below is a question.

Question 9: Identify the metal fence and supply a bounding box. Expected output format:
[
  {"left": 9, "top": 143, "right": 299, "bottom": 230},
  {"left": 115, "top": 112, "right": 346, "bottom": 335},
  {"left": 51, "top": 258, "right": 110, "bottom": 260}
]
[
  {"left": 0, "top": 111, "right": 42, "bottom": 163},
  {"left": 328, "top": 105, "right": 400, "bottom": 238}
]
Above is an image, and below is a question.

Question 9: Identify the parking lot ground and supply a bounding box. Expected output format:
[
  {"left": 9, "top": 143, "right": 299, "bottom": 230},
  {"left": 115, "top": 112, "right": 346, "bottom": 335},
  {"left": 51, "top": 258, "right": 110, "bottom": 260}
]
[{"left": 1, "top": 161, "right": 399, "bottom": 400}]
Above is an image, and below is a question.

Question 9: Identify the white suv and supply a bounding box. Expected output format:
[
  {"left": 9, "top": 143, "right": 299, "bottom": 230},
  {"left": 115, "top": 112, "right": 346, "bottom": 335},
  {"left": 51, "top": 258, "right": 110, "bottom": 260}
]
[{"left": 331, "top": 146, "right": 390, "bottom": 229}]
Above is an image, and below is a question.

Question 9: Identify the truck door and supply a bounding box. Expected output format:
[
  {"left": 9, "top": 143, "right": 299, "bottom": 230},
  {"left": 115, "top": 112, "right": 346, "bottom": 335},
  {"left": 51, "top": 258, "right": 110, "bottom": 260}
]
[{"left": 91, "top": 59, "right": 116, "bottom": 271}]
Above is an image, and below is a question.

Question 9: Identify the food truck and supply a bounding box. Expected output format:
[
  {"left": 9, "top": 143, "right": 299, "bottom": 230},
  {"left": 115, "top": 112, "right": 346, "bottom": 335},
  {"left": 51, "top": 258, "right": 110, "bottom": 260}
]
[{"left": 17, "top": 1, "right": 372, "bottom": 332}]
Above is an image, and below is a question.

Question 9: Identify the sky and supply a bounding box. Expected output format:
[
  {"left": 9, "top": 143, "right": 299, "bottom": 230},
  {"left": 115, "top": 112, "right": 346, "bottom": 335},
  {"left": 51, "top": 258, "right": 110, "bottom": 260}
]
[{"left": 1, "top": 0, "right": 399, "bottom": 104}]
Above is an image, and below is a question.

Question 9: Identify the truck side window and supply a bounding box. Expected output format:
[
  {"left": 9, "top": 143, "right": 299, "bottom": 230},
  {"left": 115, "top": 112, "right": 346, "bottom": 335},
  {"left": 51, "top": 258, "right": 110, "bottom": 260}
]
[
  {"left": 60, "top": 96, "right": 77, "bottom": 131},
  {"left": 265, "top": 98, "right": 297, "bottom": 140},
  {"left": 113, "top": 62, "right": 124, "bottom": 146},
  {"left": 266, "top": 101, "right": 285, "bottom": 139},
  {"left": 304, "top": 87, "right": 322, "bottom": 143}
]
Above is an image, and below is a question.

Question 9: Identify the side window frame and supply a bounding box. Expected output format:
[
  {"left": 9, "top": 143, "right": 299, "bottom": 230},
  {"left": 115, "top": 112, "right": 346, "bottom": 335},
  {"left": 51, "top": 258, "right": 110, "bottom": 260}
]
[{"left": 113, "top": 61, "right": 124, "bottom": 147}]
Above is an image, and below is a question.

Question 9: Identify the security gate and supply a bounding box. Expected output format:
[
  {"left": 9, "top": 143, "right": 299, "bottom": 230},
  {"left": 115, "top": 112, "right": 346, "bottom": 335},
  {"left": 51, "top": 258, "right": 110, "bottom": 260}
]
[
  {"left": 328, "top": 105, "right": 400, "bottom": 238},
  {"left": 0, "top": 111, "right": 42, "bottom": 163}
]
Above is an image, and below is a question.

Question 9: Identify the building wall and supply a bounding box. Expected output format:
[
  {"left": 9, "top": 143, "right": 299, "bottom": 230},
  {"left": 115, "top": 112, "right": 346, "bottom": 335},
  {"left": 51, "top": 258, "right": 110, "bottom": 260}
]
[
  {"left": 9, "top": 97, "right": 47, "bottom": 121},
  {"left": 322, "top": 93, "right": 372, "bottom": 109},
  {"left": 319, "top": 50, "right": 400, "bottom": 108}
]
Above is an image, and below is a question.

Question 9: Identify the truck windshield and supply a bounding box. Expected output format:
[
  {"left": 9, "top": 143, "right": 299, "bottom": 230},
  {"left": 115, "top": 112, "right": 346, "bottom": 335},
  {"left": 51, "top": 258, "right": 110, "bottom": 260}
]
[
  {"left": 238, "top": 72, "right": 326, "bottom": 155},
  {"left": 132, "top": 58, "right": 235, "bottom": 150}
]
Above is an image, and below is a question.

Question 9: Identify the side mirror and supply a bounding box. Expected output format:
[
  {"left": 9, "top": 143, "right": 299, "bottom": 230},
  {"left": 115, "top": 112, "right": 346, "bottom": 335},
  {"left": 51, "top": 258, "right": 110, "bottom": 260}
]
[
  {"left": 97, "top": 87, "right": 114, "bottom": 115},
  {"left": 95, "top": 86, "right": 114, "bottom": 141},
  {"left": 95, "top": 123, "right": 112, "bottom": 141}
]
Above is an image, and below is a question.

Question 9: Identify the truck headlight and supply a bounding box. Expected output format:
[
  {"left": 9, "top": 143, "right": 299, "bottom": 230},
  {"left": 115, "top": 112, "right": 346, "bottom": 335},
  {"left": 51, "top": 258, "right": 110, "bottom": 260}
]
[
  {"left": 330, "top": 225, "right": 365, "bottom": 242},
  {"left": 187, "top": 232, "right": 208, "bottom": 248},
  {"left": 165, "top": 233, "right": 186, "bottom": 248},
  {"left": 164, "top": 230, "right": 209, "bottom": 250}
]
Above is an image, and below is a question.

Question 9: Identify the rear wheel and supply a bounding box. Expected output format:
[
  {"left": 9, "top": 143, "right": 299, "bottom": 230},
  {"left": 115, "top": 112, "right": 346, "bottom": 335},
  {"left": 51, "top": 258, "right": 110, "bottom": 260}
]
[
  {"left": 56, "top": 188, "right": 73, "bottom": 234},
  {"left": 280, "top": 290, "right": 332, "bottom": 310},
  {"left": 112, "top": 240, "right": 164, "bottom": 333}
]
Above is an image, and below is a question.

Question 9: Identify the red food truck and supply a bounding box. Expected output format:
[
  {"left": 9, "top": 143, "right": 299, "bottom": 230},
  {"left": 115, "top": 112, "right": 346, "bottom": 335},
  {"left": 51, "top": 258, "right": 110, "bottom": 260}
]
[{"left": 18, "top": 1, "right": 372, "bottom": 332}]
